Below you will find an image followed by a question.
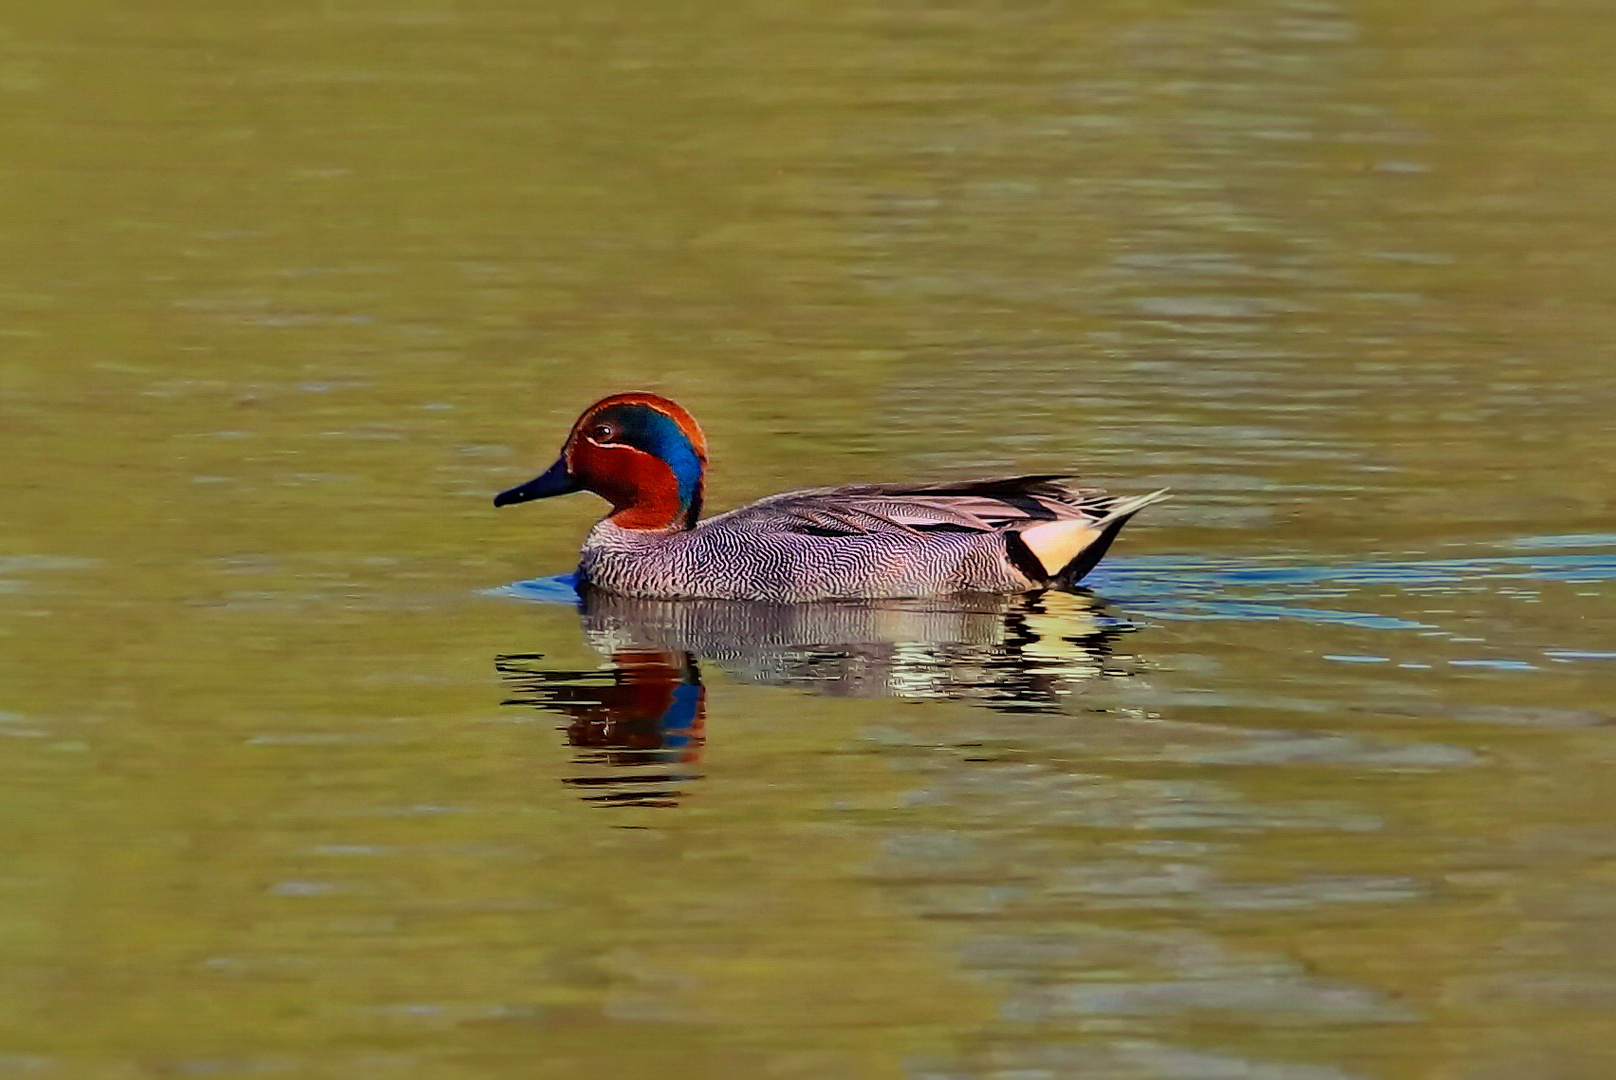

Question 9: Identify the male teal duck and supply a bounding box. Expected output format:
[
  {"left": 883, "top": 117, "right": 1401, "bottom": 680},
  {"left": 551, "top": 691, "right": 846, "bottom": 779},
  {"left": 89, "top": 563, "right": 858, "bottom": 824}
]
[{"left": 494, "top": 392, "right": 1168, "bottom": 602}]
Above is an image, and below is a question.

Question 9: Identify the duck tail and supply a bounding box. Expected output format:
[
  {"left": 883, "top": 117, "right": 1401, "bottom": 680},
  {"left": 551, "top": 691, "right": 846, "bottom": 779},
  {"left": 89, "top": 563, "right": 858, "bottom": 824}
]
[{"left": 1019, "top": 489, "right": 1170, "bottom": 587}]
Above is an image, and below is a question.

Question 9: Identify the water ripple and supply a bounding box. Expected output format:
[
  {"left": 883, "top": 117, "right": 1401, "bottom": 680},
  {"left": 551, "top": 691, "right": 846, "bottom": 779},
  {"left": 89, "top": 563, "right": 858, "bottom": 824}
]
[{"left": 497, "top": 535, "right": 1615, "bottom": 673}]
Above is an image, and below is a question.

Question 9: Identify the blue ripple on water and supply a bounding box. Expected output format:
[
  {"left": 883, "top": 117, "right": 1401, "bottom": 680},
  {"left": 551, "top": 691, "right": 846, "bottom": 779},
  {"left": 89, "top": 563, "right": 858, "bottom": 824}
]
[
  {"left": 1091, "top": 533, "right": 1616, "bottom": 607},
  {"left": 487, "top": 573, "right": 582, "bottom": 605},
  {"left": 489, "top": 536, "right": 1613, "bottom": 673},
  {"left": 1085, "top": 534, "right": 1615, "bottom": 672}
]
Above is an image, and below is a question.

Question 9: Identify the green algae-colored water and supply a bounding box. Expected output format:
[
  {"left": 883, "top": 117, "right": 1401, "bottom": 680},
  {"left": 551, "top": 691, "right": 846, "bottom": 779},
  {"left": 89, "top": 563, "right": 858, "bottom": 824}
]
[{"left": 5, "top": 1, "right": 1616, "bottom": 1076}]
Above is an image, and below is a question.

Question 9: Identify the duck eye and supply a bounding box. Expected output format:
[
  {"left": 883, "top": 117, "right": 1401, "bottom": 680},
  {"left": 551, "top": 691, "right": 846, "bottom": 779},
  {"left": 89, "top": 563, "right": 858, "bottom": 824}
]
[{"left": 588, "top": 423, "right": 616, "bottom": 442}]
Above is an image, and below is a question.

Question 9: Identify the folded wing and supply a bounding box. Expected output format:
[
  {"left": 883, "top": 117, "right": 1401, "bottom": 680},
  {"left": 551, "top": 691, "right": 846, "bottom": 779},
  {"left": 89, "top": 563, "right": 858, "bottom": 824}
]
[{"left": 707, "top": 475, "right": 1125, "bottom": 535}]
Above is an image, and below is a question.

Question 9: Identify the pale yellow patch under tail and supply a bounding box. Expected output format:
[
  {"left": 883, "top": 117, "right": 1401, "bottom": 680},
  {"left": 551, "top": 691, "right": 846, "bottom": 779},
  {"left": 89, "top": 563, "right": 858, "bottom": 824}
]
[{"left": 1018, "top": 489, "right": 1171, "bottom": 585}]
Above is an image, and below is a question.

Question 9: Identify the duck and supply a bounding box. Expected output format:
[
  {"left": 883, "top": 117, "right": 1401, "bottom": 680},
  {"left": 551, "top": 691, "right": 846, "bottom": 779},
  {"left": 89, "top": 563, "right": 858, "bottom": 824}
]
[{"left": 494, "top": 392, "right": 1168, "bottom": 602}]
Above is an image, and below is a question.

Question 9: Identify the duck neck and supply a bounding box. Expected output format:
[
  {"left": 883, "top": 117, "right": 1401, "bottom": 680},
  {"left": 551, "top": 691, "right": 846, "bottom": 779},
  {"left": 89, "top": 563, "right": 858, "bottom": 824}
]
[{"left": 604, "top": 478, "right": 702, "bottom": 532}]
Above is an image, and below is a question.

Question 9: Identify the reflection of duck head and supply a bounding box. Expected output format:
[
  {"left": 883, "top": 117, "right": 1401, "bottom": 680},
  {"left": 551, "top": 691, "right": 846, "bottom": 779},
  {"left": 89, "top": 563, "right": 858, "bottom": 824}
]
[
  {"left": 495, "top": 649, "right": 704, "bottom": 808},
  {"left": 576, "top": 586, "right": 1133, "bottom": 712}
]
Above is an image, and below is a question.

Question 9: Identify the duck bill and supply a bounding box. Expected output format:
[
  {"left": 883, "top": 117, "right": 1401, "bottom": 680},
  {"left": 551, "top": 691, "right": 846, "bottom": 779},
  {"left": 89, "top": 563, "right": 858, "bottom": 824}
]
[{"left": 494, "top": 458, "right": 582, "bottom": 507}]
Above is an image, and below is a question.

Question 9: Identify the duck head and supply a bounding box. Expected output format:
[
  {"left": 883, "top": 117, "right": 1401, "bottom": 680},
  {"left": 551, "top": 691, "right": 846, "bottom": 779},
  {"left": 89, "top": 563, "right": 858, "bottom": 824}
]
[{"left": 494, "top": 393, "right": 708, "bottom": 531}]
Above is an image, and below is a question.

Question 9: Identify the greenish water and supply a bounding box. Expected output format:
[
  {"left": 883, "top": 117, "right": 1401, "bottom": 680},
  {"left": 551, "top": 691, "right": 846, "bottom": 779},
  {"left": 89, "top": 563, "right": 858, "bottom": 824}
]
[{"left": 4, "top": 0, "right": 1616, "bottom": 1077}]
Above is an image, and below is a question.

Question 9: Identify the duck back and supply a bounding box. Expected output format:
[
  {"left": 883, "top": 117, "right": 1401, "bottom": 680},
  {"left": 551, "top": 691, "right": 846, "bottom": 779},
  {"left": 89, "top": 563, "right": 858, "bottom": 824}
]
[{"left": 577, "top": 476, "right": 1166, "bottom": 602}]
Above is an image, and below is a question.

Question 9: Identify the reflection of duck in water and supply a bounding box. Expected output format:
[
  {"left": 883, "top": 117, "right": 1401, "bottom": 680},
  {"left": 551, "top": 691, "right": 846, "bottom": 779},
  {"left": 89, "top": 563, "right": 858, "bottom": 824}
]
[
  {"left": 494, "top": 393, "right": 1167, "bottom": 602},
  {"left": 496, "top": 586, "right": 1137, "bottom": 807},
  {"left": 573, "top": 587, "right": 1133, "bottom": 710}
]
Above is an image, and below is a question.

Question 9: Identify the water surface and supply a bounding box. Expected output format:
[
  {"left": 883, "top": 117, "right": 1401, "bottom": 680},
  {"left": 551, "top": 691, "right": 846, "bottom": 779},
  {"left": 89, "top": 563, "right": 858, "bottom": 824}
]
[{"left": 3, "top": 0, "right": 1615, "bottom": 1077}]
